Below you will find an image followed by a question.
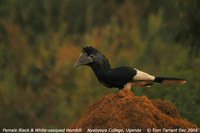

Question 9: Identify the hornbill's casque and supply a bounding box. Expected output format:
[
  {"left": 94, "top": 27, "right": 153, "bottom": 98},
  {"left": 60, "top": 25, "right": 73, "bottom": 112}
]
[{"left": 74, "top": 46, "right": 186, "bottom": 90}]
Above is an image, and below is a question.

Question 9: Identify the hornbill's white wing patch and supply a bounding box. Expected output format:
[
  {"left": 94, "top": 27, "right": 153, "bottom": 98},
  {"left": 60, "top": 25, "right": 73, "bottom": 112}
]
[{"left": 133, "top": 69, "right": 155, "bottom": 81}]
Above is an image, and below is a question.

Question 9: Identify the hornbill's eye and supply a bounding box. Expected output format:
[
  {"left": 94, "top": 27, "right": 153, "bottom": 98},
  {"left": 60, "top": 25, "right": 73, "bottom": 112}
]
[{"left": 89, "top": 55, "right": 94, "bottom": 58}]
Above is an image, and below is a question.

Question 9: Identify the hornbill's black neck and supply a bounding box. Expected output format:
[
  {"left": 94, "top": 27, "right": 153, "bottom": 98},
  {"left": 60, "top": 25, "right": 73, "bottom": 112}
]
[{"left": 89, "top": 59, "right": 111, "bottom": 79}]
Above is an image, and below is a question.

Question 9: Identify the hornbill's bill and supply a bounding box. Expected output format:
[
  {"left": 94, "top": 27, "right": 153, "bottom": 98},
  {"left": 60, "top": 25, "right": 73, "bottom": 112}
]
[{"left": 74, "top": 46, "right": 186, "bottom": 90}]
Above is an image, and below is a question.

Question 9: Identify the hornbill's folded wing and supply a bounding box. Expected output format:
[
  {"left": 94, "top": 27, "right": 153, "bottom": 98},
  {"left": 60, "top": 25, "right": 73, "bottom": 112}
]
[
  {"left": 102, "top": 67, "right": 136, "bottom": 87},
  {"left": 104, "top": 67, "right": 155, "bottom": 87}
]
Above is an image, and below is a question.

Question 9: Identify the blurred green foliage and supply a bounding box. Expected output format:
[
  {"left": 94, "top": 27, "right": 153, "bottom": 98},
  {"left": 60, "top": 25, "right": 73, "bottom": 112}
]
[{"left": 0, "top": 0, "right": 199, "bottom": 128}]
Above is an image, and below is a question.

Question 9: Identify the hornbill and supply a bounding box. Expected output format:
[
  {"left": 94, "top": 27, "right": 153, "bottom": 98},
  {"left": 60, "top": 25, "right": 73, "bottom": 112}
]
[{"left": 74, "top": 46, "right": 186, "bottom": 90}]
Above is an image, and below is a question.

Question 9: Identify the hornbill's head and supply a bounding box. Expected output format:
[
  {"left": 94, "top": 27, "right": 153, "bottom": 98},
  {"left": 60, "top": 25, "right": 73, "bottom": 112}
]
[{"left": 74, "top": 46, "right": 110, "bottom": 69}]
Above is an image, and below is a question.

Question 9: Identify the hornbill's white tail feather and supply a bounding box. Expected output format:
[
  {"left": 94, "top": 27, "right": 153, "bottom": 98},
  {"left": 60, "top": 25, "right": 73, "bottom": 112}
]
[{"left": 153, "top": 77, "right": 186, "bottom": 85}]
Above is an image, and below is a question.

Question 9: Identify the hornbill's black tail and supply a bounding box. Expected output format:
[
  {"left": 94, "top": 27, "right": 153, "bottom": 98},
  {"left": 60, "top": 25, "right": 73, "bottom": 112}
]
[{"left": 153, "top": 77, "right": 186, "bottom": 85}]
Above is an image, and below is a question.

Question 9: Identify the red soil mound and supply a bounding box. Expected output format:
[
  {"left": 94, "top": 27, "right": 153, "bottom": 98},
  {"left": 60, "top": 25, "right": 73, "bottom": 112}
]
[{"left": 70, "top": 89, "right": 199, "bottom": 133}]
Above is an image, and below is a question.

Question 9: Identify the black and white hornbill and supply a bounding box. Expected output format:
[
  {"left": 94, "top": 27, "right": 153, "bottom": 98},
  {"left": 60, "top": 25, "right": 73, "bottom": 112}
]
[{"left": 74, "top": 46, "right": 186, "bottom": 90}]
